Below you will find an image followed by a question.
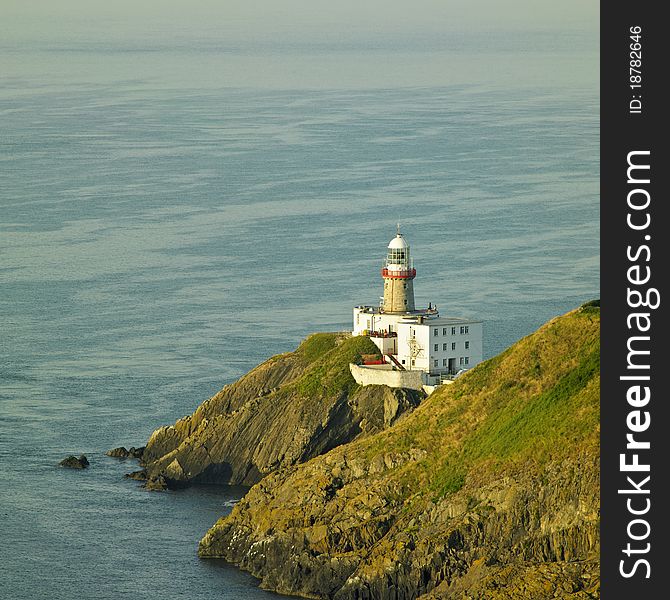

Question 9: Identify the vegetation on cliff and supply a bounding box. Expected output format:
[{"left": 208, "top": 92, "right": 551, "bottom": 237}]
[
  {"left": 141, "top": 332, "right": 423, "bottom": 488},
  {"left": 199, "top": 305, "right": 600, "bottom": 599}
]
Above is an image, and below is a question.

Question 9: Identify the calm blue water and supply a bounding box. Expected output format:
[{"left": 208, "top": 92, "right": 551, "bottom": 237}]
[{"left": 1, "top": 15, "right": 598, "bottom": 600}]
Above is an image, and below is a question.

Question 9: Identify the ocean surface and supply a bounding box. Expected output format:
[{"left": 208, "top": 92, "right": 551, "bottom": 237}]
[{"left": 1, "top": 15, "right": 598, "bottom": 600}]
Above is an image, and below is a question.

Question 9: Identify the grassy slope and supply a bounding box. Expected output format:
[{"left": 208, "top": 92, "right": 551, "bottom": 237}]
[
  {"left": 143, "top": 331, "right": 383, "bottom": 484},
  {"left": 292, "top": 332, "right": 381, "bottom": 398},
  {"left": 200, "top": 304, "right": 600, "bottom": 598},
  {"left": 364, "top": 303, "right": 600, "bottom": 498}
]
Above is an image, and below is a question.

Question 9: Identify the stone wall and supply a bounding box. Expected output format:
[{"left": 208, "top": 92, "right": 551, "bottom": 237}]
[{"left": 349, "top": 363, "right": 424, "bottom": 390}]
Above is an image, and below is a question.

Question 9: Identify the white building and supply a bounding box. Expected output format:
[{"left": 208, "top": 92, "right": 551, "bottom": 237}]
[{"left": 351, "top": 229, "right": 483, "bottom": 388}]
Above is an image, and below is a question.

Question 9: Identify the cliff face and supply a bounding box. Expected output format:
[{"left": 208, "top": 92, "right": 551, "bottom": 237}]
[
  {"left": 142, "top": 333, "right": 423, "bottom": 487},
  {"left": 198, "top": 306, "right": 600, "bottom": 599}
]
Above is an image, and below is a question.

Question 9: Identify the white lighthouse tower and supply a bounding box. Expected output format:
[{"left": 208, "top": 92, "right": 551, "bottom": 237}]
[
  {"left": 351, "top": 228, "right": 483, "bottom": 391},
  {"left": 381, "top": 227, "right": 416, "bottom": 313}
]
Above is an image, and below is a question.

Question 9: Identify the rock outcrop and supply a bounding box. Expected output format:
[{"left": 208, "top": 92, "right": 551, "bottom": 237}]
[
  {"left": 140, "top": 333, "right": 423, "bottom": 489},
  {"left": 59, "top": 455, "right": 89, "bottom": 469},
  {"left": 198, "top": 305, "right": 601, "bottom": 599},
  {"left": 107, "top": 446, "right": 145, "bottom": 459}
]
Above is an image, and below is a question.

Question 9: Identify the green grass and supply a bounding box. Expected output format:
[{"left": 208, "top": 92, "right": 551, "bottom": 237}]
[
  {"left": 346, "top": 306, "right": 603, "bottom": 500},
  {"left": 295, "top": 333, "right": 341, "bottom": 363},
  {"left": 428, "top": 324, "right": 600, "bottom": 498},
  {"left": 430, "top": 462, "right": 467, "bottom": 496},
  {"left": 579, "top": 299, "right": 601, "bottom": 317},
  {"left": 294, "top": 334, "right": 380, "bottom": 398},
  {"left": 460, "top": 346, "right": 599, "bottom": 463},
  {"left": 287, "top": 307, "right": 600, "bottom": 502}
]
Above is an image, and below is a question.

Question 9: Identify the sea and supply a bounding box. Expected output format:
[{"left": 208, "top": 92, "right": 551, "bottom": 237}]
[{"left": 0, "top": 11, "right": 598, "bottom": 600}]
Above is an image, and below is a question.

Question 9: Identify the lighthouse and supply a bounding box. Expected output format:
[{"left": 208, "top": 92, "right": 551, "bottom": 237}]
[
  {"left": 351, "top": 228, "right": 483, "bottom": 390},
  {"left": 381, "top": 228, "right": 416, "bottom": 313}
]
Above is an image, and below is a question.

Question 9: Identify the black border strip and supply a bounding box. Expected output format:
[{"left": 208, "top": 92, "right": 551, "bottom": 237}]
[{"left": 601, "top": 2, "right": 669, "bottom": 597}]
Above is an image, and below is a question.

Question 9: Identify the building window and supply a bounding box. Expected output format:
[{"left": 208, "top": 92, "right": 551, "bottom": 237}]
[
  {"left": 434, "top": 359, "right": 438, "bottom": 367},
  {"left": 460, "top": 357, "right": 464, "bottom": 365},
  {"left": 451, "top": 342, "right": 456, "bottom": 350},
  {"left": 465, "top": 357, "right": 470, "bottom": 365},
  {"left": 465, "top": 326, "right": 469, "bottom": 334},
  {"left": 401, "top": 359, "right": 405, "bottom": 364},
  {"left": 442, "top": 343, "right": 447, "bottom": 351},
  {"left": 434, "top": 344, "right": 438, "bottom": 351},
  {"left": 442, "top": 358, "right": 447, "bottom": 366},
  {"left": 404, "top": 299, "right": 407, "bottom": 305},
  {"left": 443, "top": 328, "right": 447, "bottom": 335},
  {"left": 460, "top": 326, "right": 465, "bottom": 334},
  {"left": 465, "top": 341, "right": 470, "bottom": 349},
  {"left": 403, "top": 283, "right": 407, "bottom": 289},
  {"left": 451, "top": 327, "right": 456, "bottom": 335},
  {"left": 434, "top": 328, "right": 438, "bottom": 336}
]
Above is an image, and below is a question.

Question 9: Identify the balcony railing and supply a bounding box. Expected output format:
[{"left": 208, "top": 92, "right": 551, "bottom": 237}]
[
  {"left": 381, "top": 267, "right": 416, "bottom": 279},
  {"left": 368, "top": 330, "right": 397, "bottom": 338}
]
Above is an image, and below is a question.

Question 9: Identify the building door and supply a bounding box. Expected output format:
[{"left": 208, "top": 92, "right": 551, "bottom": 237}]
[{"left": 448, "top": 358, "right": 456, "bottom": 374}]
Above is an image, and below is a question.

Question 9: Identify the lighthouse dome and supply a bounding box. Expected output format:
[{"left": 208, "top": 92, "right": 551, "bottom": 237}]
[
  {"left": 386, "top": 231, "right": 411, "bottom": 269},
  {"left": 388, "top": 234, "right": 409, "bottom": 249}
]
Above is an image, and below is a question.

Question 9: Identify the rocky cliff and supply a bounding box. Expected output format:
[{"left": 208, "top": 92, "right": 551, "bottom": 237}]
[
  {"left": 198, "top": 305, "right": 601, "bottom": 599},
  {"left": 141, "top": 333, "right": 423, "bottom": 488}
]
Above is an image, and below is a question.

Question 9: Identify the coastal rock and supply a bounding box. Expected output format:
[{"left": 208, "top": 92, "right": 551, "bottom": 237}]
[
  {"left": 107, "top": 447, "right": 128, "bottom": 458},
  {"left": 125, "top": 470, "right": 148, "bottom": 481},
  {"left": 59, "top": 455, "right": 89, "bottom": 469},
  {"left": 199, "top": 307, "right": 601, "bottom": 599},
  {"left": 129, "top": 446, "right": 145, "bottom": 459},
  {"left": 144, "top": 475, "right": 168, "bottom": 491},
  {"left": 141, "top": 333, "right": 423, "bottom": 489},
  {"left": 107, "top": 446, "right": 145, "bottom": 459}
]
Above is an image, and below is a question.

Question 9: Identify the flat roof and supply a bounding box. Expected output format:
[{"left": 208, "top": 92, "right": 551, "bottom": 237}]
[
  {"left": 353, "top": 364, "right": 394, "bottom": 371},
  {"left": 412, "top": 317, "right": 482, "bottom": 325},
  {"left": 354, "top": 306, "right": 481, "bottom": 324},
  {"left": 354, "top": 305, "right": 438, "bottom": 316}
]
